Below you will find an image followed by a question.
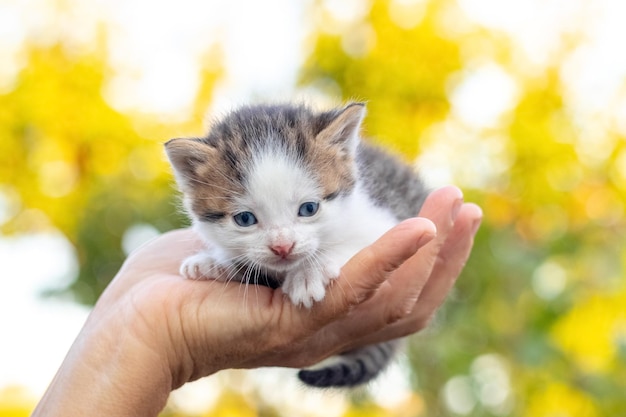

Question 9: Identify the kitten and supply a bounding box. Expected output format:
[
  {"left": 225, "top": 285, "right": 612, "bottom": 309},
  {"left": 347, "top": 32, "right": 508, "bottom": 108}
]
[{"left": 165, "top": 102, "right": 428, "bottom": 388}]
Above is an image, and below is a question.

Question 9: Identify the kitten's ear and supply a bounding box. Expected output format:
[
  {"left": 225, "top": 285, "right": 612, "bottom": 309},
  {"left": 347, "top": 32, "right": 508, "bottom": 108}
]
[
  {"left": 317, "top": 102, "right": 365, "bottom": 155},
  {"left": 164, "top": 138, "right": 215, "bottom": 190}
]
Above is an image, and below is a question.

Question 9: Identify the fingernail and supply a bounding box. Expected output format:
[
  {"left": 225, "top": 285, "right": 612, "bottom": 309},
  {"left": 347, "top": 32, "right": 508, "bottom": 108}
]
[
  {"left": 451, "top": 198, "right": 463, "bottom": 222},
  {"left": 417, "top": 227, "right": 437, "bottom": 247}
]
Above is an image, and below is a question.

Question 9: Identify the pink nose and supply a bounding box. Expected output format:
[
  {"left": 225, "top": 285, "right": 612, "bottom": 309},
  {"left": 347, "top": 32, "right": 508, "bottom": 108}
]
[{"left": 269, "top": 242, "right": 295, "bottom": 258}]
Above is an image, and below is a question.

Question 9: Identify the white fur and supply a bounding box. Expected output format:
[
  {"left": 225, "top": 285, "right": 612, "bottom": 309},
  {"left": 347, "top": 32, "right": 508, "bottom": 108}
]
[{"left": 183, "top": 146, "right": 397, "bottom": 308}]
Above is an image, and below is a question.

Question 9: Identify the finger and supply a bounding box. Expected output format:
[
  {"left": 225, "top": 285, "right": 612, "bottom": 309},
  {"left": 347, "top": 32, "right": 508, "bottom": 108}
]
[
  {"left": 315, "top": 187, "right": 463, "bottom": 347},
  {"left": 409, "top": 202, "right": 482, "bottom": 322},
  {"left": 309, "top": 217, "right": 437, "bottom": 330},
  {"left": 305, "top": 186, "right": 463, "bottom": 347},
  {"left": 346, "top": 202, "right": 482, "bottom": 347},
  {"left": 377, "top": 186, "right": 465, "bottom": 315}
]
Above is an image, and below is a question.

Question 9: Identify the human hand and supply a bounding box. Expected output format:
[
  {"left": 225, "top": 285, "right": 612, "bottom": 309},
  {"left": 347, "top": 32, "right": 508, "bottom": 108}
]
[{"left": 33, "top": 186, "right": 481, "bottom": 417}]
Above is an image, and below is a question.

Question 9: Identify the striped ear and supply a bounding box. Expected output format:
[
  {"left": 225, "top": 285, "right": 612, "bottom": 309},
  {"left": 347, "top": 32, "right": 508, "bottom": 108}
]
[
  {"left": 164, "top": 138, "right": 216, "bottom": 191},
  {"left": 316, "top": 102, "right": 365, "bottom": 156}
]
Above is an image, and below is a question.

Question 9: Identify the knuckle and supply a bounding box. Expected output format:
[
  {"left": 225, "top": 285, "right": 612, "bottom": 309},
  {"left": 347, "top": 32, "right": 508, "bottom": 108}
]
[
  {"left": 385, "top": 305, "right": 411, "bottom": 325},
  {"left": 385, "top": 295, "right": 419, "bottom": 325}
]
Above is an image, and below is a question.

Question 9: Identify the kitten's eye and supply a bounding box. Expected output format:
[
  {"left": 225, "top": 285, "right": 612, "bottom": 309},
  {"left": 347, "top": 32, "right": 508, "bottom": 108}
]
[
  {"left": 233, "top": 211, "right": 258, "bottom": 227},
  {"left": 298, "top": 201, "right": 319, "bottom": 217}
]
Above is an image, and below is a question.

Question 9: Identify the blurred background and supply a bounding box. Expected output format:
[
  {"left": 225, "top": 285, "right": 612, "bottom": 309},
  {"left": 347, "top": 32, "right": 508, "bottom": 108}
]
[{"left": 1, "top": 0, "right": 626, "bottom": 415}]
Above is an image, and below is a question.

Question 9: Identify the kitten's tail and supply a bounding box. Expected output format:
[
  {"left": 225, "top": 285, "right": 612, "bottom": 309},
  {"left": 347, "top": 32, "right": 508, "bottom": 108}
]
[{"left": 297, "top": 340, "right": 399, "bottom": 388}]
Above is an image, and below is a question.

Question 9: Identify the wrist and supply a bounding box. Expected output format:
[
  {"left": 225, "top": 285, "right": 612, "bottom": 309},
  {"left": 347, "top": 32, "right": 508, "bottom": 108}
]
[{"left": 33, "top": 292, "right": 173, "bottom": 417}]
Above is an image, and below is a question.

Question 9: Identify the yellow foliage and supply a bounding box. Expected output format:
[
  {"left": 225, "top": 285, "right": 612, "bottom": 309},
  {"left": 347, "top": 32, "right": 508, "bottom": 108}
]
[
  {"left": 302, "top": 0, "right": 461, "bottom": 158},
  {"left": 341, "top": 394, "right": 424, "bottom": 417},
  {"left": 524, "top": 382, "right": 599, "bottom": 417},
  {"left": 0, "top": 386, "right": 36, "bottom": 417},
  {"left": 551, "top": 290, "right": 626, "bottom": 374},
  {"left": 202, "top": 391, "right": 257, "bottom": 417}
]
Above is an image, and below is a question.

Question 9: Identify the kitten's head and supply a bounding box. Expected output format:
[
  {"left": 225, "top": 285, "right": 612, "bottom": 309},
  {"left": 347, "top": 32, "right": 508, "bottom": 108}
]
[{"left": 165, "top": 102, "right": 365, "bottom": 272}]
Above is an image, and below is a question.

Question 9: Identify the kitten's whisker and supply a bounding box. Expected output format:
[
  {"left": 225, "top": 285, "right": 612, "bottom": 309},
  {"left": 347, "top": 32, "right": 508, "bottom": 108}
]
[
  {"left": 249, "top": 262, "right": 265, "bottom": 311},
  {"left": 220, "top": 257, "right": 257, "bottom": 310},
  {"left": 242, "top": 264, "right": 255, "bottom": 310}
]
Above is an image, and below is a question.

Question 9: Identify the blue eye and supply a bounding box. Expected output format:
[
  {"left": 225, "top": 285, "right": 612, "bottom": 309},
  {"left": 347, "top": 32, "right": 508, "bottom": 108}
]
[
  {"left": 233, "top": 211, "right": 257, "bottom": 227},
  {"left": 298, "top": 202, "right": 319, "bottom": 217}
]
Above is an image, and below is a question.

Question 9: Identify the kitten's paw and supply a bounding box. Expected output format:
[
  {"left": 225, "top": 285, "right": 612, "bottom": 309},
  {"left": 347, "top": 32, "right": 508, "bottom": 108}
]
[
  {"left": 282, "top": 270, "right": 331, "bottom": 309},
  {"left": 180, "top": 252, "right": 226, "bottom": 281},
  {"left": 323, "top": 262, "right": 342, "bottom": 281}
]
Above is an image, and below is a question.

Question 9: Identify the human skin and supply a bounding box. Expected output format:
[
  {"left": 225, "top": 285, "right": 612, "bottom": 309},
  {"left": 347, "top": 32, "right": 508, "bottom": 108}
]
[{"left": 32, "top": 186, "right": 482, "bottom": 417}]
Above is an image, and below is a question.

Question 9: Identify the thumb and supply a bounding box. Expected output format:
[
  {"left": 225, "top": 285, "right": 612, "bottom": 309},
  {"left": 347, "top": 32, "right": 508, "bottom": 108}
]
[{"left": 315, "top": 217, "right": 437, "bottom": 323}]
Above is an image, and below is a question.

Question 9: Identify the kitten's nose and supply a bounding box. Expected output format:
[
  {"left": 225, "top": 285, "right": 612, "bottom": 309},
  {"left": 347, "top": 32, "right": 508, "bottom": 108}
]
[{"left": 269, "top": 242, "right": 295, "bottom": 258}]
